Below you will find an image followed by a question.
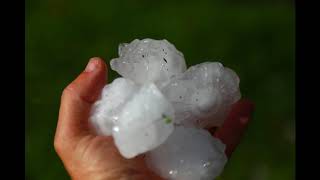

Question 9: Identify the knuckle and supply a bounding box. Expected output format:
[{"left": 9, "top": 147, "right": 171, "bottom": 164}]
[
  {"left": 54, "top": 134, "right": 65, "bottom": 155},
  {"left": 61, "top": 84, "right": 77, "bottom": 100},
  {"left": 54, "top": 137, "right": 62, "bottom": 154}
]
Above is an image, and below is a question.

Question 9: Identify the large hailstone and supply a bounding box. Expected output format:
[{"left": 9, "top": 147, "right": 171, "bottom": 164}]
[
  {"left": 161, "top": 62, "right": 241, "bottom": 128},
  {"left": 112, "top": 83, "right": 175, "bottom": 158},
  {"left": 110, "top": 38, "right": 187, "bottom": 87},
  {"left": 146, "top": 126, "right": 227, "bottom": 180},
  {"left": 90, "top": 79, "right": 175, "bottom": 158},
  {"left": 90, "top": 78, "right": 139, "bottom": 135}
]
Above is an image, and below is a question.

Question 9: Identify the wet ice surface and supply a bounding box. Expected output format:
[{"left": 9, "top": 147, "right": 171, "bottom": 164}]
[
  {"left": 90, "top": 80, "right": 174, "bottom": 158},
  {"left": 90, "top": 38, "right": 241, "bottom": 179},
  {"left": 90, "top": 78, "right": 139, "bottom": 135},
  {"left": 110, "top": 38, "right": 187, "bottom": 88},
  {"left": 112, "top": 83, "right": 175, "bottom": 158},
  {"left": 161, "top": 62, "right": 241, "bottom": 128},
  {"left": 146, "top": 127, "right": 227, "bottom": 180}
]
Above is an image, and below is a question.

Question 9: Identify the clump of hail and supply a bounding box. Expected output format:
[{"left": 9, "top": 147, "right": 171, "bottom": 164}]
[{"left": 90, "top": 38, "right": 241, "bottom": 180}]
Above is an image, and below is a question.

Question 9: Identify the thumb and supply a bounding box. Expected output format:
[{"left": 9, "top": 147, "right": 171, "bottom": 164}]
[{"left": 55, "top": 57, "right": 107, "bottom": 148}]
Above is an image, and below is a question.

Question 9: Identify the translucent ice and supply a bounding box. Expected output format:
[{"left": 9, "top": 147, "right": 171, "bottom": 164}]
[
  {"left": 161, "top": 62, "right": 241, "bottom": 128},
  {"left": 110, "top": 39, "right": 187, "bottom": 87},
  {"left": 112, "top": 83, "right": 175, "bottom": 158},
  {"left": 146, "top": 126, "right": 227, "bottom": 180},
  {"left": 90, "top": 78, "right": 139, "bottom": 135}
]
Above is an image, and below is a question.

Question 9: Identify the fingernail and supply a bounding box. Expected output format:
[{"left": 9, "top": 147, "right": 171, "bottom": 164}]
[{"left": 85, "top": 58, "right": 99, "bottom": 72}]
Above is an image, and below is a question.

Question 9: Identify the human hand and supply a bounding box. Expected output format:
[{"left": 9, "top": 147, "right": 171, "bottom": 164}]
[{"left": 54, "top": 57, "right": 254, "bottom": 180}]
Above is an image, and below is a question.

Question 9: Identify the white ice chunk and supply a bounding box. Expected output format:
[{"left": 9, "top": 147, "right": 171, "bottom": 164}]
[
  {"left": 110, "top": 39, "right": 187, "bottom": 87},
  {"left": 112, "top": 83, "right": 175, "bottom": 158},
  {"left": 146, "top": 126, "right": 227, "bottom": 180},
  {"left": 89, "top": 78, "right": 139, "bottom": 135},
  {"left": 161, "top": 62, "right": 241, "bottom": 128}
]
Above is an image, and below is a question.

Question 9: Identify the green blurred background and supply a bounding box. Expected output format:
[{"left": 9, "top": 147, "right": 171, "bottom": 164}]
[{"left": 26, "top": 0, "right": 295, "bottom": 179}]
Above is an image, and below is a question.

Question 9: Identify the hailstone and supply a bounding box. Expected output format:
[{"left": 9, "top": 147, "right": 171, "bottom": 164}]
[
  {"left": 146, "top": 126, "right": 227, "bottom": 180},
  {"left": 161, "top": 62, "right": 241, "bottom": 128},
  {"left": 90, "top": 78, "right": 139, "bottom": 135},
  {"left": 112, "top": 83, "right": 175, "bottom": 158},
  {"left": 110, "top": 38, "right": 187, "bottom": 87}
]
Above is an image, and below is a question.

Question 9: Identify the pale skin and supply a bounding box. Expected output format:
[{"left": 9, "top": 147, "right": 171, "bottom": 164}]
[{"left": 54, "top": 57, "right": 254, "bottom": 180}]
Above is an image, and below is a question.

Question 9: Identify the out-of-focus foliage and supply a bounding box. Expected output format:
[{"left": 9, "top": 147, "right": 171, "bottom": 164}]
[{"left": 26, "top": 0, "right": 295, "bottom": 179}]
